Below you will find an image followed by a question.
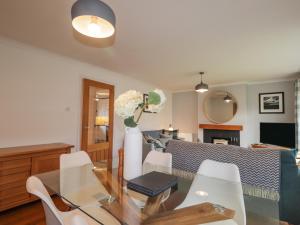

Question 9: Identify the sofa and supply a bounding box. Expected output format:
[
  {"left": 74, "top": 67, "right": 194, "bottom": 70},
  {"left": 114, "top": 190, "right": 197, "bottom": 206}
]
[
  {"left": 279, "top": 149, "right": 300, "bottom": 224},
  {"left": 142, "top": 130, "right": 163, "bottom": 161},
  {"left": 165, "top": 140, "right": 300, "bottom": 224},
  {"left": 142, "top": 130, "right": 179, "bottom": 161}
]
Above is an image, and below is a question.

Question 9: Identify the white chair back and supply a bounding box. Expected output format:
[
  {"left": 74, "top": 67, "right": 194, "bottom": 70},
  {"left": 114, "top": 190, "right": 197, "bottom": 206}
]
[
  {"left": 198, "top": 159, "right": 246, "bottom": 225},
  {"left": 60, "top": 151, "right": 92, "bottom": 169},
  {"left": 197, "top": 159, "right": 241, "bottom": 182},
  {"left": 70, "top": 215, "right": 89, "bottom": 225},
  {"left": 26, "top": 176, "right": 63, "bottom": 225},
  {"left": 143, "top": 150, "right": 172, "bottom": 203},
  {"left": 143, "top": 150, "right": 172, "bottom": 173},
  {"left": 60, "top": 151, "right": 100, "bottom": 207}
]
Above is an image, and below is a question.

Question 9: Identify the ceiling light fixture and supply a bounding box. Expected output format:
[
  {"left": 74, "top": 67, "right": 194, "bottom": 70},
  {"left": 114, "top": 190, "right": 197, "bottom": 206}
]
[
  {"left": 224, "top": 93, "right": 232, "bottom": 103},
  {"left": 195, "top": 72, "right": 209, "bottom": 93},
  {"left": 71, "top": 0, "right": 116, "bottom": 38}
]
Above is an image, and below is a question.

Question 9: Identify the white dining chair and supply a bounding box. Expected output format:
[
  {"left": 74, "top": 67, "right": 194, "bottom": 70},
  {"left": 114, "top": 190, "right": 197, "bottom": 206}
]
[
  {"left": 143, "top": 150, "right": 172, "bottom": 174},
  {"left": 60, "top": 151, "right": 92, "bottom": 169},
  {"left": 197, "top": 159, "right": 241, "bottom": 183},
  {"left": 70, "top": 215, "right": 89, "bottom": 225},
  {"left": 198, "top": 159, "right": 246, "bottom": 225},
  {"left": 177, "top": 159, "right": 246, "bottom": 225},
  {"left": 59, "top": 151, "right": 93, "bottom": 208},
  {"left": 143, "top": 150, "right": 172, "bottom": 203},
  {"left": 26, "top": 176, "right": 120, "bottom": 225},
  {"left": 129, "top": 150, "right": 172, "bottom": 208}
]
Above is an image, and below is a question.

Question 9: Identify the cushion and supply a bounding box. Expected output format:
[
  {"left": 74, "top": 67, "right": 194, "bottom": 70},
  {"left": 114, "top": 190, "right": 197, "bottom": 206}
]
[
  {"left": 160, "top": 133, "right": 172, "bottom": 139},
  {"left": 145, "top": 135, "right": 165, "bottom": 149},
  {"left": 159, "top": 137, "right": 172, "bottom": 147}
]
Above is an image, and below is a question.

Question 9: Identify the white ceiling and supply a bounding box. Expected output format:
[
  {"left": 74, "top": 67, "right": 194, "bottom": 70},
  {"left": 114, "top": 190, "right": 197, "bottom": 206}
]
[{"left": 0, "top": 0, "right": 300, "bottom": 91}]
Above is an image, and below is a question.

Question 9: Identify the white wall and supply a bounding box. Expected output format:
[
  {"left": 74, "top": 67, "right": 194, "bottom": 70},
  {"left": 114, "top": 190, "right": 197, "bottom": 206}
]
[
  {"left": 172, "top": 81, "right": 295, "bottom": 147},
  {"left": 247, "top": 81, "right": 295, "bottom": 144},
  {"left": 0, "top": 38, "right": 172, "bottom": 159},
  {"left": 172, "top": 91, "right": 198, "bottom": 134}
]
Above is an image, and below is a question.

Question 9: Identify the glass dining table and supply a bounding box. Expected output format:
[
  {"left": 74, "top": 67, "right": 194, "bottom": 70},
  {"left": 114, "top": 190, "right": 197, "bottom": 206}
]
[{"left": 35, "top": 163, "right": 280, "bottom": 225}]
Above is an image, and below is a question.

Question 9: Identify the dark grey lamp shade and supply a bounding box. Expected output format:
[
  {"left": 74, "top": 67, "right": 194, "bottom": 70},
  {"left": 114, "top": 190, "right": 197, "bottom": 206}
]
[
  {"left": 195, "top": 82, "right": 209, "bottom": 93},
  {"left": 224, "top": 94, "right": 232, "bottom": 102},
  {"left": 71, "top": 0, "right": 116, "bottom": 38},
  {"left": 195, "top": 72, "right": 209, "bottom": 93}
]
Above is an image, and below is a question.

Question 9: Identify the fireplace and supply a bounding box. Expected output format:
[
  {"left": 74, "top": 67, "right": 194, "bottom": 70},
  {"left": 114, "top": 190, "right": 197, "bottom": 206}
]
[
  {"left": 212, "top": 137, "right": 229, "bottom": 145},
  {"left": 199, "top": 124, "right": 242, "bottom": 146}
]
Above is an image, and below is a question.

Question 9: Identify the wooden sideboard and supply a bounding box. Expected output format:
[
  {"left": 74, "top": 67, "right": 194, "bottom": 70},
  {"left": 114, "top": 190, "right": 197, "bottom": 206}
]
[{"left": 0, "top": 143, "right": 73, "bottom": 212}]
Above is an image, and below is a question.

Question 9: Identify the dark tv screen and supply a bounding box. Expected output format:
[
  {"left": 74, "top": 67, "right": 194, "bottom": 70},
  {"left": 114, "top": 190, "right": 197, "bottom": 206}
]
[{"left": 260, "top": 123, "right": 295, "bottom": 148}]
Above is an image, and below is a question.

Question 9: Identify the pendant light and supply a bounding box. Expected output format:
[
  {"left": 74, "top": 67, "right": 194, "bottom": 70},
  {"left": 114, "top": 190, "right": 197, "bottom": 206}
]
[
  {"left": 224, "top": 92, "right": 232, "bottom": 103},
  {"left": 195, "top": 72, "right": 209, "bottom": 93},
  {"left": 71, "top": 0, "right": 116, "bottom": 38}
]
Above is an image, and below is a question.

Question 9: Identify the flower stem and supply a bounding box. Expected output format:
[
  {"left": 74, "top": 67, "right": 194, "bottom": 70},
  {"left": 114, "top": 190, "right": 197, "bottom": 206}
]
[{"left": 135, "top": 106, "right": 144, "bottom": 124}]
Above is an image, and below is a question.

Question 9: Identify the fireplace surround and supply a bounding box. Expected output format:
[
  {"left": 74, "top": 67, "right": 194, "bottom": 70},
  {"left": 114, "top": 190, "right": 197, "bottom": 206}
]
[
  {"left": 199, "top": 124, "right": 242, "bottom": 146},
  {"left": 204, "top": 129, "right": 240, "bottom": 146}
]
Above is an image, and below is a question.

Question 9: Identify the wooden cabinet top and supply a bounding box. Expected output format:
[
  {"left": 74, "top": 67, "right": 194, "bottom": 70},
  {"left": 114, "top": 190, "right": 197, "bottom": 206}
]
[{"left": 0, "top": 143, "right": 74, "bottom": 158}]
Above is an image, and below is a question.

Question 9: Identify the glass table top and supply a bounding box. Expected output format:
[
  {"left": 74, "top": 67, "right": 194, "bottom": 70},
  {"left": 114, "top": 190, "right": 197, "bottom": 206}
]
[{"left": 36, "top": 163, "right": 280, "bottom": 225}]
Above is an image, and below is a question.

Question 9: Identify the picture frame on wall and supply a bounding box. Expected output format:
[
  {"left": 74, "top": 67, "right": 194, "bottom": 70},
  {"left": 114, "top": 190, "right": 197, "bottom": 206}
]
[
  {"left": 143, "top": 94, "right": 157, "bottom": 113},
  {"left": 259, "top": 92, "right": 284, "bottom": 114}
]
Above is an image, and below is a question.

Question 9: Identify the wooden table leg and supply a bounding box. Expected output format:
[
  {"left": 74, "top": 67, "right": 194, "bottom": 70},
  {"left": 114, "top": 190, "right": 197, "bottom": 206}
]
[{"left": 143, "top": 193, "right": 164, "bottom": 216}]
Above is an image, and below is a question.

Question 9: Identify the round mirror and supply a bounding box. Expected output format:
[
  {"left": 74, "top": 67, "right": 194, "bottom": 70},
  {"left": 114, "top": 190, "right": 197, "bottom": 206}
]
[{"left": 203, "top": 91, "right": 238, "bottom": 124}]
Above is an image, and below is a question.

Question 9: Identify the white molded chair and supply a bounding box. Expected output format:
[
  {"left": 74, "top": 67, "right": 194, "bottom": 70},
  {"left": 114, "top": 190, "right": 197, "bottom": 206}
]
[
  {"left": 26, "top": 176, "right": 120, "bottom": 225},
  {"left": 198, "top": 160, "right": 246, "bottom": 225},
  {"left": 130, "top": 150, "right": 172, "bottom": 208},
  {"left": 70, "top": 215, "right": 89, "bottom": 225},
  {"left": 177, "top": 159, "right": 246, "bottom": 225},
  {"left": 59, "top": 151, "right": 109, "bottom": 208},
  {"left": 143, "top": 150, "right": 172, "bottom": 203},
  {"left": 143, "top": 150, "right": 172, "bottom": 173},
  {"left": 60, "top": 151, "right": 92, "bottom": 169},
  {"left": 60, "top": 151, "right": 93, "bottom": 208},
  {"left": 197, "top": 159, "right": 241, "bottom": 183}
]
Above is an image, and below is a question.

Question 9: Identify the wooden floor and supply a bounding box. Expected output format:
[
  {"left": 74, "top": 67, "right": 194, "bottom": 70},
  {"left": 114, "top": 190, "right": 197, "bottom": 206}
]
[{"left": 0, "top": 196, "right": 69, "bottom": 225}]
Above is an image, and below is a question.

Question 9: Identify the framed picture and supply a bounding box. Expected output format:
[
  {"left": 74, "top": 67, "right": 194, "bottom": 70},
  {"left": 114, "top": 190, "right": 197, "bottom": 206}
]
[
  {"left": 143, "top": 94, "right": 156, "bottom": 113},
  {"left": 259, "top": 92, "right": 284, "bottom": 114}
]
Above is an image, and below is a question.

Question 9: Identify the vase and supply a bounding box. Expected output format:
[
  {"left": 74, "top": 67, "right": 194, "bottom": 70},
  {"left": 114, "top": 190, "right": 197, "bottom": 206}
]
[{"left": 123, "top": 126, "right": 143, "bottom": 180}]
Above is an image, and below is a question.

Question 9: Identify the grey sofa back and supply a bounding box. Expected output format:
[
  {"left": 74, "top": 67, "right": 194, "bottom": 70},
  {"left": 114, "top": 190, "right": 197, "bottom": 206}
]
[
  {"left": 142, "top": 130, "right": 163, "bottom": 139},
  {"left": 141, "top": 130, "right": 163, "bottom": 161},
  {"left": 166, "top": 140, "right": 281, "bottom": 198}
]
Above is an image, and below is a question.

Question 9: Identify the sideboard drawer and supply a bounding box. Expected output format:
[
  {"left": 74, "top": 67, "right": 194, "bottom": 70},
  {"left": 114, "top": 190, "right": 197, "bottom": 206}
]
[
  {"left": 0, "top": 193, "right": 30, "bottom": 210},
  {"left": 0, "top": 158, "right": 31, "bottom": 176},
  {"left": 31, "top": 150, "right": 66, "bottom": 174},
  {"left": 0, "top": 185, "right": 28, "bottom": 199},
  {"left": 0, "top": 171, "right": 30, "bottom": 187},
  {"left": 0, "top": 158, "right": 31, "bottom": 169}
]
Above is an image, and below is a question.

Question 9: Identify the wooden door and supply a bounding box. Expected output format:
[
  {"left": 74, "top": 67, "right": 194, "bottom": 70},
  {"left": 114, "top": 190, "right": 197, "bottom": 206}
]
[{"left": 81, "top": 79, "right": 114, "bottom": 170}]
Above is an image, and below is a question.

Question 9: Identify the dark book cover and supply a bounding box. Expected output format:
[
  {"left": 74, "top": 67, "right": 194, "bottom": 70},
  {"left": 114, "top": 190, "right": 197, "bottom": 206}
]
[{"left": 127, "top": 171, "right": 178, "bottom": 197}]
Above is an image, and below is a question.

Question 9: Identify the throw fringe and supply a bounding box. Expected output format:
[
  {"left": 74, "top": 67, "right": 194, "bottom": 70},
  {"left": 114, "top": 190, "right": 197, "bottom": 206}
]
[
  {"left": 242, "top": 184, "right": 280, "bottom": 201},
  {"left": 172, "top": 168, "right": 280, "bottom": 201},
  {"left": 172, "top": 168, "right": 195, "bottom": 180}
]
